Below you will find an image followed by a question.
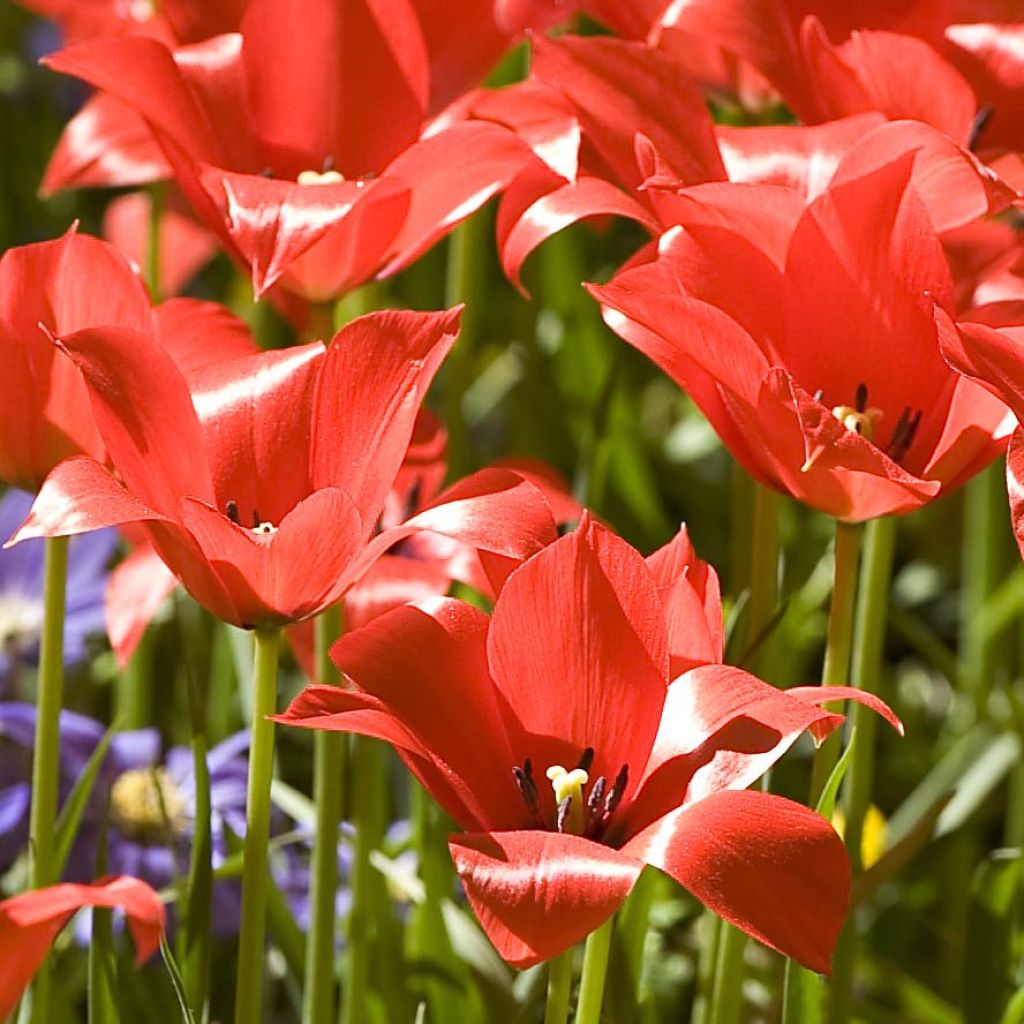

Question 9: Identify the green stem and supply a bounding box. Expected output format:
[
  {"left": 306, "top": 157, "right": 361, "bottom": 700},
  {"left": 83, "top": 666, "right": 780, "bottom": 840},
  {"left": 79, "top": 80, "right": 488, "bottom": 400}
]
[
  {"left": 342, "top": 736, "right": 380, "bottom": 1024},
  {"left": 961, "top": 462, "right": 1009, "bottom": 720},
  {"left": 444, "top": 212, "right": 486, "bottom": 478},
  {"left": 27, "top": 535, "right": 69, "bottom": 1024},
  {"left": 706, "top": 481, "right": 782, "bottom": 1024},
  {"left": 809, "top": 521, "right": 864, "bottom": 806},
  {"left": 544, "top": 948, "right": 575, "bottom": 1024},
  {"left": 574, "top": 918, "right": 614, "bottom": 1024},
  {"left": 307, "top": 300, "right": 336, "bottom": 342},
  {"left": 303, "top": 604, "right": 345, "bottom": 1024},
  {"left": 115, "top": 629, "right": 153, "bottom": 729},
  {"left": 828, "top": 517, "right": 897, "bottom": 1024},
  {"left": 708, "top": 923, "right": 747, "bottom": 1024},
  {"left": 233, "top": 626, "right": 282, "bottom": 1024},
  {"left": 146, "top": 182, "right": 165, "bottom": 304}
]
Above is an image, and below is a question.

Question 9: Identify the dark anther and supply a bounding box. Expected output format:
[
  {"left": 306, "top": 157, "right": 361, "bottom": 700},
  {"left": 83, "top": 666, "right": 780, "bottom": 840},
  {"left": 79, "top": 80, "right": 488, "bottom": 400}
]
[
  {"left": 576, "top": 747, "right": 595, "bottom": 773},
  {"left": 405, "top": 479, "right": 422, "bottom": 520},
  {"left": 586, "top": 775, "right": 607, "bottom": 832},
  {"left": 513, "top": 760, "right": 541, "bottom": 822},
  {"left": 813, "top": 388, "right": 825, "bottom": 403},
  {"left": 252, "top": 510, "right": 261, "bottom": 529},
  {"left": 322, "top": 154, "right": 336, "bottom": 173},
  {"left": 605, "top": 764, "right": 629, "bottom": 817},
  {"left": 855, "top": 382, "right": 868, "bottom": 413},
  {"left": 259, "top": 166, "right": 275, "bottom": 178},
  {"left": 226, "top": 500, "right": 239, "bottom": 524},
  {"left": 556, "top": 796, "right": 572, "bottom": 833},
  {"left": 886, "top": 406, "right": 922, "bottom": 464},
  {"left": 969, "top": 104, "right": 994, "bottom": 152}
]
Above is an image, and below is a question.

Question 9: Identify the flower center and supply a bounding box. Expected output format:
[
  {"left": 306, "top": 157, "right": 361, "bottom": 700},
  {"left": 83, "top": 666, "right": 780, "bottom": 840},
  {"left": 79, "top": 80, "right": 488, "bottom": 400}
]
[
  {"left": 110, "top": 767, "right": 186, "bottom": 845},
  {"left": 513, "top": 748, "right": 628, "bottom": 840},
  {"left": 225, "top": 500, "right": 278, "bottom": 536},
  {"left": 804, "top": 383, "right": 923, "bottom": 471},
  {"left": 297, "top": 169, "right": 345, "bottom": 187}
]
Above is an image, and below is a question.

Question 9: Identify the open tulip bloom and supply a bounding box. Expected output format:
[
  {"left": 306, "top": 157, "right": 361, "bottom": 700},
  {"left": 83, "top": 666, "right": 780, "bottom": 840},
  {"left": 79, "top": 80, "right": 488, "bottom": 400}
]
[
  {"left": 278, "top": 516, "right": 901, "bottom": 971},
  {"left": 591, "top": 154, "right": 1012, "bottom": 522},
  {"left": 7, "top": 305, "right": 556, "bottom": 628}
]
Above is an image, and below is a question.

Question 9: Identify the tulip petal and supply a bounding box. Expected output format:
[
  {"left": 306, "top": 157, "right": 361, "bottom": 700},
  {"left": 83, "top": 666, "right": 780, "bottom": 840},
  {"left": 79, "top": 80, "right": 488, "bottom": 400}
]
[
  {"left": 449, "top": 830, "right": 643, "bottom": 968},
  {"left": 623, "top": 788, "right": 850, "bottom": 974},
  {"left": 0, "top": 877, "right": 165, "bottom": 1021},
  {"left": 311, "top": 308, "right": 460, "bottom": 529},
  {"left": 487, "top": 516, "right": 669, "bottom": 793},
  {"left": 785, "top": 685, "right": 904, "bottom": 740},
  {"left": 105, "top": 544, "right": 179, "bottom": 668}
]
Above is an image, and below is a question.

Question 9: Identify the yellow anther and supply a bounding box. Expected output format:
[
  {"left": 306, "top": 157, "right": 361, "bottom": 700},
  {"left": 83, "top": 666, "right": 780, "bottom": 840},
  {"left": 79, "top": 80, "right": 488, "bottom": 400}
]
[
  {"left": 830, "top": 404, "right": 882, "bottom": 442},
  {"left": 297, "top": 169, "right": 345, "bottom": 186},
  {"left": 110, "top": 767, "right": 186, "bottom": 844},
  {"left": 546, "top": 765, "right": 589, "bottom": 835}
]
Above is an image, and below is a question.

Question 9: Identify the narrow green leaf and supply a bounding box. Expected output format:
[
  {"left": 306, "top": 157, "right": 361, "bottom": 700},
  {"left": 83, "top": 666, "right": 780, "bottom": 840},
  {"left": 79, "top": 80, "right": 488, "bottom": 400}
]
[
  {"left": 54, "top": 720, "right": 118, "bottom": 878},
  {"left": 159, "top": 936, "right": 197, "bottom": 1024},
  {"left": 816, "top": 727, "right": 857, "bottom": 819},
  {"left": 964, "top": 850, "right": 1022, "bottom": 1024}
]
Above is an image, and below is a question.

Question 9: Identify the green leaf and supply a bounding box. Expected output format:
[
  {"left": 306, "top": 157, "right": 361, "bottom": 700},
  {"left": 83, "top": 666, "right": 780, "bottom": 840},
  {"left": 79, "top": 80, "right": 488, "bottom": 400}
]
[
  {"left": 54, "top": 720, "right": 118, "bottom": 878},
  {"left": 964, "top": 850, "right": 1022, "bottom": 1024},
  {"left": 816, "top": 727, "right": 857, "bottom": 819},
  {"left": 159, "top": 936, "right": 197, "bottom": 1024}
]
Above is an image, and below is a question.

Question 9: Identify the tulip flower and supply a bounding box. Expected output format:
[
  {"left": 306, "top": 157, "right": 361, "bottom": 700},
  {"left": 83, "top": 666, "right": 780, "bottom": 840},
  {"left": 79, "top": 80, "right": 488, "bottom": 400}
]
[
  {"left": 481, "top": 34, "right": 1013, "bottom": 290},
  {"left": 42, "top": 0, "right": 543, "bottom": 304},
  {"left": 278, "top": 516, "right": 901, "bottom": 970},
  {"left": 8, "top": 305, "right": 556, "bottom": 628},
  {"left": 0, "top": 876, "right": 164, "bottom": 1020},
  {"left": 591, "top": 154, "right": 1011, "bottom": 522}
]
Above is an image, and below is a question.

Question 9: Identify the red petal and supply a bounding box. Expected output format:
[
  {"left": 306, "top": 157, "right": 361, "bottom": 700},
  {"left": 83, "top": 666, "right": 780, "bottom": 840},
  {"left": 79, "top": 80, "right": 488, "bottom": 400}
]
[
  {"left": 42, "top": 93, "right": 170, "bottom": 194},
  {"left": 329, "top": 597, "right": 523, "bottom": 830},
  {"left": 1006, "top": 427, "right": 1024, "bottom": 560},
  {"left": 105, "top": 543, "right": 179, "bottom": 668},
  {"left": 620, "top": 664, "right": 841, "bottom": 837},
  {"left": 188, "top": 342, "right": 324, "bottom": 528},
  {"left": 449, "top": 830, "right": 643, "bottom": 968},
  {"left": 645, "top": 526, "right": 724, "bottom": 672},
  {"left": 0, "top": 877, "right": 165, "bottom": 1020},
  {"left": 7, "top": 457, "right": 171, "bottom": 546},
  {"left": 153, "top": 298, "right": 259, "bottom": 374},
  {"left": 623, "top": 789, "right": 850, "bottom": 974},
  {"left": 54, "top": 325, "right": 215, "bottom": 517},
  {"left": 785, "top": 684, "right": 904, "bottom": 740},
  {"left": 486, "top": 516, "right": 668, "bottom": 794},
  {"left": 240, "top": 0, "right": 428, "bottom": 178},
  {"left": 311, "top": 308, "right": 460, "bottom": 529}
]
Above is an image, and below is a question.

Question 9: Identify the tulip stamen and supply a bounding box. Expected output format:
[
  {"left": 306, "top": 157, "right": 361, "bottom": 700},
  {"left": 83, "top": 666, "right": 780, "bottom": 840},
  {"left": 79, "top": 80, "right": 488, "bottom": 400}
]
[
  {"left": 885, "top": 406, "right": 923, "bottom": 464},
  {"left": 547, "top": 765, "right": 589, "bottom": 835},
  {"left": 513, "top": 759, "right": 543, "bottom": 825},
  {"left": 226, "top": 500, "right": 240, "bottom": 524},
  {"left": 605, "top": 764, "right": 629, "bottom": 818},
  {"left": 297, "top": 169, "right": 345, "bottom": 187}
]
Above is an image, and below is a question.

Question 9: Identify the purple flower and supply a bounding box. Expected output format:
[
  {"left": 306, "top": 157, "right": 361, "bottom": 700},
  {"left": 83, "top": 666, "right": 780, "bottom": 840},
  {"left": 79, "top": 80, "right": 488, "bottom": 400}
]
[{"left": 0, "top": 489, "right": 117, "bottom": 689}]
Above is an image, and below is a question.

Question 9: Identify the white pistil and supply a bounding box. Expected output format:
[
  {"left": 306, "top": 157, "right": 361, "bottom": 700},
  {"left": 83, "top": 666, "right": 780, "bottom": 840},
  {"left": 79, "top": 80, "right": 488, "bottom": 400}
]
[
  {"left": 252, "top": 522, "right": 278, "bottom": 536},
  {"left": 546, "top": 765, "right": 589, "bottom": 835}
]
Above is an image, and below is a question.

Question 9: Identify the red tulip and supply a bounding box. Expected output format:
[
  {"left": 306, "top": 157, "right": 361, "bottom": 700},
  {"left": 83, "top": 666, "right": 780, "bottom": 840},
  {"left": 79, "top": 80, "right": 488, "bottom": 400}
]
[
  {"left": 591, "top": 156, "right": 1011, "bottom": 521},
  {"left": 42, "top": 0, "right": 541, "bottom": 303},
  {"left": 278, "top": 516, "right": 901, "bottom": 969},
  {"left": 480, "top": 34, "right": 1013, "bottom": 291},
  {"left": 9, "top": 307, "right": 557, "bottom": 628},
  {"left": 0, "top": 877, "right": 164, "bottom": 1021}
]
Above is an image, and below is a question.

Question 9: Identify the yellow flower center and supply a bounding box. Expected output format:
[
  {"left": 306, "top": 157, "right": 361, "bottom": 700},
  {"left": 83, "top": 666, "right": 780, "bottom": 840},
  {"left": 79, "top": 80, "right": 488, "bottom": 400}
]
[
  {"left": 297, "top": 169, "right": 345, "bottom": 187},
  {"left": 110, "top": 767, "right": 186, "bottom": 845}
]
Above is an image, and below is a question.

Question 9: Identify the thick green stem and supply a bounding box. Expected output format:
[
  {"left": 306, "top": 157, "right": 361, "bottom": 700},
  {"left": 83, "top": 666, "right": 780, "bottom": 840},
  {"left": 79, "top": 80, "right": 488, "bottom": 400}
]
[
  {"left": 342, "top": 736, "right": 381, "bottom": 1024},
  {"left": 574, "top": 918, "right": 614, "bottom": 1024},
  {"left": 444, "top": 212, "right": 486, "bottom": 478},
  {"left": 303, "top": 604, "right": 345, "bottom": 1024},
  {"left": 828, "top": 517, "right": 897, "bottom": 1024},
  {"left": 233, "top": 627, "right": 281, "bottom": 1024},
  {"left": 544, "top": 948, "right": 575, "bottom": 1024},
  {"left": 146, "top": 182, "right": 165, "bottom": 304},
  {"left": 961, "top": 463, "right": 1009, "bottom": 719},
  {"left": 115, "top": 629, "right": 153, "bottom": 729},
  {"left": 809, "top": 521, "right": 864, "bottom": 806},
  {"left": 27, "top": 535, "right": 69, "bottom": 1024}
]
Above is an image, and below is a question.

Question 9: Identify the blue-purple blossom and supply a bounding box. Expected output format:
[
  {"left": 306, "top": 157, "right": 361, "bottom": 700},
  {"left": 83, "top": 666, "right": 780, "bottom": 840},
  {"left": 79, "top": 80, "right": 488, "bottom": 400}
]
[{"left": 0, "top": 488, "right": 117, "bottom": 688}]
